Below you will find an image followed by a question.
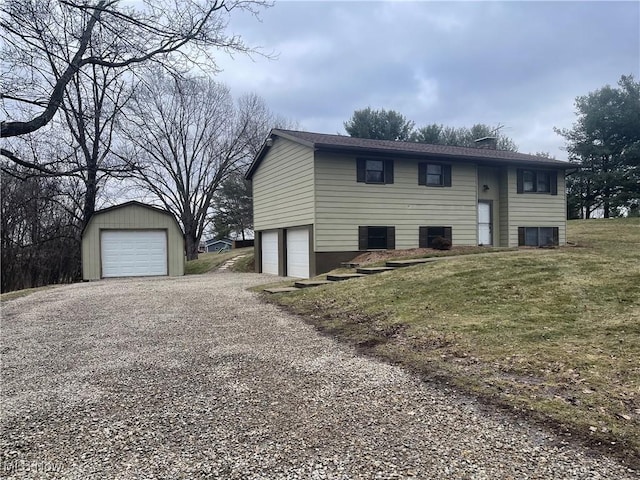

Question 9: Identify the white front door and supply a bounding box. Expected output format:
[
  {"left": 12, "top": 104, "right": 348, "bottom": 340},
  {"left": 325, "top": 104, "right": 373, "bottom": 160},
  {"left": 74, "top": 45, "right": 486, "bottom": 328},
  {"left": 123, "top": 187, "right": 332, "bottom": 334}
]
[{"left": 478, "top": 202, "right": 492, "bottom": 246}]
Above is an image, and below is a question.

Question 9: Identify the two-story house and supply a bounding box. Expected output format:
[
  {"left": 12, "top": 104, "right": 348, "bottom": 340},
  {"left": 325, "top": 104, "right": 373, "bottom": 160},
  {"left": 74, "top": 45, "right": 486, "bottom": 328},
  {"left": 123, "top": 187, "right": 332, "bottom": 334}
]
[{"left": 245, "top": 129, "right": 569, "bottom": 278}]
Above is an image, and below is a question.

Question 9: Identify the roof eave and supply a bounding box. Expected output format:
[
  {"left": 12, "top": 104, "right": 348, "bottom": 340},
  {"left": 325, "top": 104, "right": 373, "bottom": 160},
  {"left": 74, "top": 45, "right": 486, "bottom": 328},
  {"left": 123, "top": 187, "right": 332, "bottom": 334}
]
[{"left": 313, "top": 143, "right": 570, "bottom": 168}]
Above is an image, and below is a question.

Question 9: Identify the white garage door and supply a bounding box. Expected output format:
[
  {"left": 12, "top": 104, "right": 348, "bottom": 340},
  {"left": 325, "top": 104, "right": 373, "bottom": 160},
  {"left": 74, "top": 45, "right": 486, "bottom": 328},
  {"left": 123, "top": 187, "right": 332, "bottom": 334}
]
[
  {"left": 286, "top": 228, "right": 309, "bottom": 278},
  {"left": 101, "top": 230, "right": 167, "bottom": 278},
  {"left": 261, "top": 231, "right": 279, "bottom": 275}
]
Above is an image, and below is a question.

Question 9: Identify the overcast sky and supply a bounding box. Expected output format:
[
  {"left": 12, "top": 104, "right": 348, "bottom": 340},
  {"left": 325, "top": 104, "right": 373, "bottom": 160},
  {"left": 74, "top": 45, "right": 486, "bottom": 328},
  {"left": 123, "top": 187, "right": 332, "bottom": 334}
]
[{"left": 215, "top": 1, "right": 640, "bottom": 159}]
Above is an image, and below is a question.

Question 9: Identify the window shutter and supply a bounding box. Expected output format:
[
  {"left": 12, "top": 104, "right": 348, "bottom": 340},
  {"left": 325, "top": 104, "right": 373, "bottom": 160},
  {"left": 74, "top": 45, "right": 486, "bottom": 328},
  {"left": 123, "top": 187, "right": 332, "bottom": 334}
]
[
  {"left": 552, "top": 227, "right": 559, "bottom": 245},
  {"left": 384, "top": 159, "right": 394, "bottom": 184},
  {"left": 443, "top": 227, "right": 452, "bottom": 241},
  {"left": 516, "top": 169, "right": 524, "bottom": 194},
  {"left": 550, "top": 170, "right": 558, "bottom": 195},
  {"left": 518, "top": 227, "right": 525, "bottom": 246},
  {"left": 356, "top": 159, "right": 366, "bottom": 183},
  {"left": 419, "top": 226, "right": 428, "bottom": 248},
  {"left": 443, "top": 165, "right": 452, "bottom": 187},
  {"left": 358, "top": 226, "right": 368, "bottom": 250},
  {"left": 418, "top": 163, "right": 427, "bottom": 185},
  {"left": 386, "top": 226, "right": 395, "bottom": 250}
]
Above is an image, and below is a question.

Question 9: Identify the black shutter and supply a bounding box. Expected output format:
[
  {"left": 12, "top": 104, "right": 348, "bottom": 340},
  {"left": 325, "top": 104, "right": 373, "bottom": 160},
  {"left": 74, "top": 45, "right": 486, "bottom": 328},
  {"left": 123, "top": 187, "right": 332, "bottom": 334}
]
[
  {"left": 518, "top": 227, "right": 525, "bottom": 246},
  {"left": 550, "top": 170, "right": 558, "bottom": 195},
  {"left": 357, "top": 158, "right": 366, "bottom": 183},
  {"left": 443, "top": 165, "right": 452, "bottom": 187},
  {"left": 358, "top": 226, "right": 368, "bottom": 250},
  {"left": 386, "top": 227, "right": 395, "bottom": 250},
  {"left": 517, "top": 169, "right": 524, "bottom": 194},
  {"left": 418, "top": 163, "right": 427, "bottom": 185},
  {"left": 552, "top": 227, "right": 559, "bottom": 245},
  {"left": 419, "top": 226, "right": 428, "bottom": 248},
  {"left": 384, "top": 159, "right": 394, "bottom": 184},
  {"left": 443, "top": 227, "right": 452, "bottom": 241}
]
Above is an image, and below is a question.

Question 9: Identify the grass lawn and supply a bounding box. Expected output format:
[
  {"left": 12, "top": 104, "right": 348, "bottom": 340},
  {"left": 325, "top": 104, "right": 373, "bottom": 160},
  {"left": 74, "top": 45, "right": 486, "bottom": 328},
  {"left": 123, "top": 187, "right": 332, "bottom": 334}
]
[
  {"left": 266, "top": 218, "right": 640, "bottom": 467},
  {"left": 185, "top": 247, "right": 252, "bottom": 274},
  {"left": 230, "top": 253, "right": 255, "bottom": 273}
]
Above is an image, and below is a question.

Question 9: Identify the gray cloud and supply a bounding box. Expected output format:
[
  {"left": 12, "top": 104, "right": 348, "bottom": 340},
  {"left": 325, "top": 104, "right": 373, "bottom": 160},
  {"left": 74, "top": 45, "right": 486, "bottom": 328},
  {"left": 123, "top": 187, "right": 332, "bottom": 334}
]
[{"left": 216, "top": 1, "right": 640, "bottom": 158}]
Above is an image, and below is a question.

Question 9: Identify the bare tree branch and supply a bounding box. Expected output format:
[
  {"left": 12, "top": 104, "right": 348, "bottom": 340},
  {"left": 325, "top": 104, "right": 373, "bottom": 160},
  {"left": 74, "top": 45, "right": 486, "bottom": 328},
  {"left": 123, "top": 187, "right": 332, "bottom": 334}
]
[{"left": 1, "top": 0, "right": 272, "bottom": 139}]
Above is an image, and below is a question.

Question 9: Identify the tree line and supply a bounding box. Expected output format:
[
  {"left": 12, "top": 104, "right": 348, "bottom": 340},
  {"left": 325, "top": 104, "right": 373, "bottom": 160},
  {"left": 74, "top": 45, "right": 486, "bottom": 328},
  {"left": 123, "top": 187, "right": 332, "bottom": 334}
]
[{"left": 344, "top": 107, "right": 518, "bottom": 151}]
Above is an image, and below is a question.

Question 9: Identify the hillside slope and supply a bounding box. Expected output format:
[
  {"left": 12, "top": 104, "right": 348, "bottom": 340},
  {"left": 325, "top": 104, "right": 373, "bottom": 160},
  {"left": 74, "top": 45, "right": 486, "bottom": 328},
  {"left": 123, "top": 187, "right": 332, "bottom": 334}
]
[{"left": 268, "top": 218, "right": 640, "bottom": 468}]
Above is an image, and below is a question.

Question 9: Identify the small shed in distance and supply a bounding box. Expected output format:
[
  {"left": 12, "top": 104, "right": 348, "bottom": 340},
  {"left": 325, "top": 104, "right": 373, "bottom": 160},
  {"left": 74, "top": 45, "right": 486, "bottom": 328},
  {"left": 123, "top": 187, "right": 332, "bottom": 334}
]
[{"left": 82, "top": 201, "right": 184, "bottom": 280}]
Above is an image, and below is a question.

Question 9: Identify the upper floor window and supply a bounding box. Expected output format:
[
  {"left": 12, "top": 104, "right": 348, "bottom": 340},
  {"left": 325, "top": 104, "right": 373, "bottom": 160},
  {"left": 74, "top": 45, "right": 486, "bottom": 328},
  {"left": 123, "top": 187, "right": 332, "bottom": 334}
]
[
  {"left": 357, "top": 158, "right": 394, "bottom": 184},
  {"left": 517, "top": 169, "right": 557, "bottom": 195},
  {"left": 419, "top": 162, "right": 452, "bottom": 187}
]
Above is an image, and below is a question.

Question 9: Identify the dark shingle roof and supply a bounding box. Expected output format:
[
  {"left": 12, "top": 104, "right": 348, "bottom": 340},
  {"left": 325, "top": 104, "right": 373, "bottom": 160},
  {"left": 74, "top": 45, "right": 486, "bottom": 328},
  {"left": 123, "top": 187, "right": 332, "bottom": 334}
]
[{"left": 246, "top": 129, "right": 569, "bottom": 179}]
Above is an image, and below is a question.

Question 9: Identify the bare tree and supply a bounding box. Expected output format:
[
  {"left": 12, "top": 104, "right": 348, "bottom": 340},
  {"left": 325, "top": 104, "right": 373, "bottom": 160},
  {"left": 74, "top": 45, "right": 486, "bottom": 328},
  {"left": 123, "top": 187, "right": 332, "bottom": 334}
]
[
  {"left": 60, "top": 60, "right": 135, "bottom": 226},
  {"left": 121, "top": 73, "right": 271, "bottom": 260},
  {"left": 0, "top": 0, "right": 270, "bottom": 161},
  {"left": 1, "top": 161, "right": 82, "bottom": 292}
]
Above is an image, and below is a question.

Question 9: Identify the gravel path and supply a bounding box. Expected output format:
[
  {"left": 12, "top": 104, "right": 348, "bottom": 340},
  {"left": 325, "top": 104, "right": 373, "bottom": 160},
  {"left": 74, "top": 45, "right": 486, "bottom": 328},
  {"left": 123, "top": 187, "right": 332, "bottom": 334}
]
[{"left": 1, "top": 273, "right": 637, "bottom": 479}]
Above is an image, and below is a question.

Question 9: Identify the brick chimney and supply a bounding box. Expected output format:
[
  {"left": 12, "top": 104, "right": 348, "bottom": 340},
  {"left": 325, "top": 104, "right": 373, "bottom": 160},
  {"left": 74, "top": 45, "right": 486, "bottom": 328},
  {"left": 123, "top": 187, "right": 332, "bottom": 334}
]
[{"left": 474, "top": 136, "right": 498, "bottom": 150}]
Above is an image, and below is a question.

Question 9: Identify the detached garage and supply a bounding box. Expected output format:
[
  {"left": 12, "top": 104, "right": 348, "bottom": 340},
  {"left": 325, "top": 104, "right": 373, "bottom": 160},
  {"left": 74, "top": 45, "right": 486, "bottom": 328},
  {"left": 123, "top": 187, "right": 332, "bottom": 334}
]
[{"left": 82, "top": 201, "right": 184, "bottom": 280}]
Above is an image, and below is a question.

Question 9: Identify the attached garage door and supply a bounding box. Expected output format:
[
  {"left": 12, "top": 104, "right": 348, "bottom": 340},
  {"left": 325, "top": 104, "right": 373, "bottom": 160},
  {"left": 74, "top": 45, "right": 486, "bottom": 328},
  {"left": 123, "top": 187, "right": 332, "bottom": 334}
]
[
  {"left": 261, "top": 231, "right": 279, "bottom": 275},
  {"left": 101, "top": 230, "right": 167, "bottom": 278},
  {"left": 286, "top": 228, "right": 309, "bottom": 278}
]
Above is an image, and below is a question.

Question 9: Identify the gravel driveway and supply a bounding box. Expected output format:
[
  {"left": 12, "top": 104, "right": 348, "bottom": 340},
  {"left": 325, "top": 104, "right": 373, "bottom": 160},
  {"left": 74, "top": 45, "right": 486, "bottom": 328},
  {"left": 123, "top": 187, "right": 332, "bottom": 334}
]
[{"left": 1, "top": 272, "right": 637, "bottom": 479}]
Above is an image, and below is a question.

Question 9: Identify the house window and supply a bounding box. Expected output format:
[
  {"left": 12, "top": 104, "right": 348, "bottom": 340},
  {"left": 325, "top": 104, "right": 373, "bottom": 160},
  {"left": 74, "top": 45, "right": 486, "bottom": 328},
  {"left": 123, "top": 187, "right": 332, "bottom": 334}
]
[
  {"left": 419, "top": 162, "right": 452, "bottom": 187},
  {"left": 517, "top": 169, "right": 557, "bottom": 195},
  {"left": 357, "top": 159, "right": 394, "bottom": 184},
  {"left": 518, "top": 227, "right": 559, "bottom": 247},
  {"left": 358, "top": 226, "right": 395, "bottom": 250},
  {"left": 366, "top": 160, "right": 384, "bottom": 183},
  {"left": 419, "top": 226, "right": 452, "bottom": 248}
]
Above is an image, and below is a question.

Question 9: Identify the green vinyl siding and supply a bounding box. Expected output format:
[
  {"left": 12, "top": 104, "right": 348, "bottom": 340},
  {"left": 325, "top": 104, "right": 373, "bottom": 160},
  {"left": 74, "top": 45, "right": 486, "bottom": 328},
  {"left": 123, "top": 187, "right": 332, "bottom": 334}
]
[
  {"left": 314, "top": 152, "right": 478, "bottom": 251},
  {"left": 252, "top": 137, "right": 315, "bottom": 231},
  {"left": 82, "top": 203, "right": 184, "bottom": 280},
  {"left": 506, "top": 167, "right": 566, "bottom": 246}
]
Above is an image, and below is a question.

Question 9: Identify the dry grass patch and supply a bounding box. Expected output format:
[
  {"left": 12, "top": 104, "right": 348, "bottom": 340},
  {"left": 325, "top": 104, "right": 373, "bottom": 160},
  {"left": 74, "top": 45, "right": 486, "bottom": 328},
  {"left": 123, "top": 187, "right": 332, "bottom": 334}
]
[
  {"left": 266, "top": 219, "right": 640, "bottom": 468},
  {"left": 185, "top": 248, "right": 252, "bottom": 274}
]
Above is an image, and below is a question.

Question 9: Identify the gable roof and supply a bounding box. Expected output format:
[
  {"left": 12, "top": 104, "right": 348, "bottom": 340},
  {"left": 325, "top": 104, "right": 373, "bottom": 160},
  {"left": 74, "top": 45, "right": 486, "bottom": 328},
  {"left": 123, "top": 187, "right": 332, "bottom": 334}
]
[
  {"left": 205, "top": 238, "right": 233, "bottom": 246},
  {"left": 82, "top": 201, "right": 183, "bottom": 236},
  {"left": 246, "top": 129, "right": 569, "bottom": 179}
]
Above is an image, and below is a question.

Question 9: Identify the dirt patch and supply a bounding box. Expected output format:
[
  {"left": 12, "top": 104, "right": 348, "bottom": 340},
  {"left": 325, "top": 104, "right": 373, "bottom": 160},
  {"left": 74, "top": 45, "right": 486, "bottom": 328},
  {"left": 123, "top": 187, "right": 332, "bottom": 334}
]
[{"left": 351, "top": 246, "right": 495, "bottom": 265}]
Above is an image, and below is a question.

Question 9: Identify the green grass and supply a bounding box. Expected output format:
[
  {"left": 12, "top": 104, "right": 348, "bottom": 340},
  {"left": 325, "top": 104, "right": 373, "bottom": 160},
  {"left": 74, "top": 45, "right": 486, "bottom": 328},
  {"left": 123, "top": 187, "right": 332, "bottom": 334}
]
[
  {"left": 266, "top": 219, "right": 640, "bottom": 467},
  {"left": 230, "top": 253, "right": 255, "bottom": 273},
  {"left": 184, "top": 248, "right": 252, "bottom": 274}
]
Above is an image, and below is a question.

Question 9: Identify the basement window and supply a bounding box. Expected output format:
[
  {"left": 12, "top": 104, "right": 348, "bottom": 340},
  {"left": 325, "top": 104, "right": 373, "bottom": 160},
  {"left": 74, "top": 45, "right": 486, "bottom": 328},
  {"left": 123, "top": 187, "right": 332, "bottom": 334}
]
[
  {"left": 518, "top": 227, "right": 559, "bottom": 247},
  {"left": 358, "top": 226, "right": 395, "bottom": 250},
  {"left": 419, "top": 226, "right": 453, "bottom": 248}
]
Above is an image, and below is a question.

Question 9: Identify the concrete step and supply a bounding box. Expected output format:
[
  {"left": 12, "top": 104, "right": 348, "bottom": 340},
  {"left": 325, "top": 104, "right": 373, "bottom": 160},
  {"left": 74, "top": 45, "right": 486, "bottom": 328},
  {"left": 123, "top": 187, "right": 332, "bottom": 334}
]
[
  {"left": 263, "top": 287, "right": 300, "bottom": 294},
  {"left": 340, "top": 262, "right": 361, "bottom": 268},
  {"left": 386, "top": 258, "right": 438, "bottom": 268},
  {"left": 356, "top": 266, "right": 396, "bottom": 274},
  {"left": 326, "top": 273, "right": 367, "bottom": 281},
  {"left": 294, "top": 280, "right": 333, "bottom": 288}
]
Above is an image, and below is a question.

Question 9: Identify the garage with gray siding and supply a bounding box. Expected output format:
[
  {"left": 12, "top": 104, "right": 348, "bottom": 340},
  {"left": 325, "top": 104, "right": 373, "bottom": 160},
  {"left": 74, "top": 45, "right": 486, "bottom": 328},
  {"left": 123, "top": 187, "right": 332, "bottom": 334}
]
[{"left": 82, "top": 201, "right": 184, "bottom": 280}]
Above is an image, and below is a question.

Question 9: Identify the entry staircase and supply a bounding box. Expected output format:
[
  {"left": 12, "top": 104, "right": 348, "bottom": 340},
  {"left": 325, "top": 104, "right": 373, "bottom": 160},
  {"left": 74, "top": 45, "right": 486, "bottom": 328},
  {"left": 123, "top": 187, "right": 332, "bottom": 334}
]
[{"left": 262, "top": 257, "right": 443, "bottom": 293}]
